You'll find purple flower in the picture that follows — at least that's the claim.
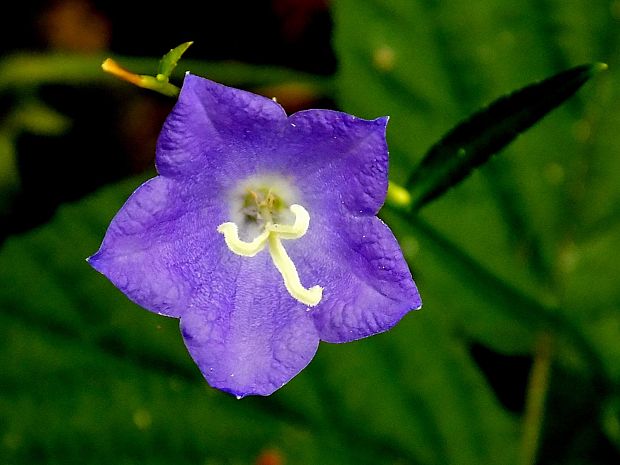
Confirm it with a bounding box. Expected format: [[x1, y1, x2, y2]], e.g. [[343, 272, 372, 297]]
[[88, 74, 421, 397]]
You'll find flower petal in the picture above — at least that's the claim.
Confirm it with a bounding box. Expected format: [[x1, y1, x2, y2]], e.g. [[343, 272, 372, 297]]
[[289, 210, 421, 343], [180, 253, 319, 397], [273, 110, 389, 215], [156, 74, 287, 178], [88, 176, 228, 318]]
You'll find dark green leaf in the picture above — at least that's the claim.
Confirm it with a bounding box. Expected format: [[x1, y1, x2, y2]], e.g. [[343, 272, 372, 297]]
[[407, 63, 607, 209]]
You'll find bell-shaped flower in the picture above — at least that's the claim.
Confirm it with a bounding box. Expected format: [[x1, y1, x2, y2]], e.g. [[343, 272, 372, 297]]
[[88, 74, 421, 397]]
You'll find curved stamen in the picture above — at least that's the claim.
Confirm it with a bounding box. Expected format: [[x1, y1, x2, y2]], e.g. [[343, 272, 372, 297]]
[[266, 204, 309, 239], [217, 222, 269, 257], [268, 233, 323, 307]]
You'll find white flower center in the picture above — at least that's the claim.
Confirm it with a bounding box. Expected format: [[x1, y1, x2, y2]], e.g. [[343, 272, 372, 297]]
[[217, 180, 323, 307]]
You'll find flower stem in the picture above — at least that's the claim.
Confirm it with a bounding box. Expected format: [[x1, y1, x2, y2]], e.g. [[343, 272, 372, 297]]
[[101, 58, 181, 97], [0, 53, 334, 95], [519, 332, 554, 465]]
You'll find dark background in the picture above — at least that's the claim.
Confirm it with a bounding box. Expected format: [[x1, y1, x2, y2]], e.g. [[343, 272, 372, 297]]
[[1, 0, 335, 237]]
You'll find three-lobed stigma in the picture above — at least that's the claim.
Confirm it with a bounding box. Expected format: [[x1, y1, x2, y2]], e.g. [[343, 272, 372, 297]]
[[217, 191, 323, 307]]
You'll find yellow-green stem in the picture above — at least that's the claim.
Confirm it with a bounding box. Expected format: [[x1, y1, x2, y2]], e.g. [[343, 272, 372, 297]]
[[101, 58, 180, 97], [519, 332, 554, 465]]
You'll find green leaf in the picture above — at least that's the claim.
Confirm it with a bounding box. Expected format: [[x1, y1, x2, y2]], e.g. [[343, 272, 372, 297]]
[[407, 63, 607, 210], [334, 0, 619, 362], [157, 41, 193, 79], [334, 0, 620, 461]]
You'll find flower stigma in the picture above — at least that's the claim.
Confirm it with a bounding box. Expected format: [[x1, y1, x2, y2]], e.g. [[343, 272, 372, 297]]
[[217, 179, 323, 307]]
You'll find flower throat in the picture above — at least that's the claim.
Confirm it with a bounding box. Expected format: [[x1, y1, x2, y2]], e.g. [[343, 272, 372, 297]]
[[217, 181, 323, 307]]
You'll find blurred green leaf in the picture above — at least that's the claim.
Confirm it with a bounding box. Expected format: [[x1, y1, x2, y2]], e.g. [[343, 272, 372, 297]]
[[334, 0, 619, 368], [0, 100, 71, 212], [407, 63, 606, 210], [334, 0, 620, 462], [9, 101, 72, 136]]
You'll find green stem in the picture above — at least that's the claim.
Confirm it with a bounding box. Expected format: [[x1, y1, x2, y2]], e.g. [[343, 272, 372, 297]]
[[519, 332, 554, 465], [0, 52, 334, 95], [101, 58, 180, 97]]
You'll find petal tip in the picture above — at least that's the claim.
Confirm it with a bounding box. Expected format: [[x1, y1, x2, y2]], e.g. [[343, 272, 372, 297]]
[[209, 380, 279, 398], [85, 251, 101, 269], [375, 115, 390, 126]]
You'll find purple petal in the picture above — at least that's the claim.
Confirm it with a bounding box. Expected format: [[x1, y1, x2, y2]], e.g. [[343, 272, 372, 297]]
[[271, 110, 389, 215], [179, 252, 319, 397], [88, 176, 228, 318], [156, 74, 287, 179], [288, 209, 421, 343]]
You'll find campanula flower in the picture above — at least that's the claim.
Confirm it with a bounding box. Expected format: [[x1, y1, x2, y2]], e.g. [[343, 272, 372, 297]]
[[88, 74, 421, 397]]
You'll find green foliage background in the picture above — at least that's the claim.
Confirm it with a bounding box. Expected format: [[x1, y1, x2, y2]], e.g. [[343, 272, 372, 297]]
[[1, 1, 620, 464]]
